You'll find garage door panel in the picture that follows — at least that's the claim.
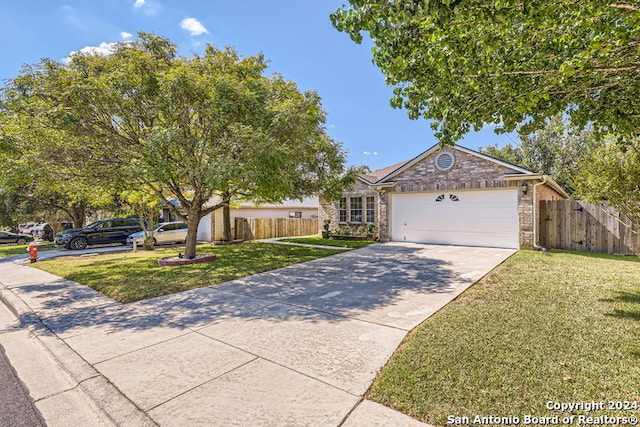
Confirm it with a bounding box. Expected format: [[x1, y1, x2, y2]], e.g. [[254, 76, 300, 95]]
[[391, 190, 518, 249]]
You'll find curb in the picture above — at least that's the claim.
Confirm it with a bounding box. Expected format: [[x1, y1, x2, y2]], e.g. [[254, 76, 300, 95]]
[[0, 284, 158, 427]]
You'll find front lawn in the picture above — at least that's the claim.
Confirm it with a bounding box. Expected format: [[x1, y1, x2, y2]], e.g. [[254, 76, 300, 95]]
[[278, 235, 375, 249], [0, 243, 57, 258], [369, 250, 640, 426], [32, 242, 343, 303]]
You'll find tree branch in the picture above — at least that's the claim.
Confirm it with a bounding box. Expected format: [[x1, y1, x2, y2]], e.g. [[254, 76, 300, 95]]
[[609, 2, 640, 12]]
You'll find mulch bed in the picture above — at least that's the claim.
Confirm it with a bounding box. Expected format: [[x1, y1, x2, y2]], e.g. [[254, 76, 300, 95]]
[[157, 253, 217, 266]]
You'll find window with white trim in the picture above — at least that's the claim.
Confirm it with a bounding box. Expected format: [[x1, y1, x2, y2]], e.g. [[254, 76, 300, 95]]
[[350, 197, 363, 222], [339, 198, 347, 222], [366, 196, 375, 223]]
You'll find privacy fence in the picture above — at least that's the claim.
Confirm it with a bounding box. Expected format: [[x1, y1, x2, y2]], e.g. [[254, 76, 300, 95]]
[[234, 217, 318, 240], [538, 200, 640, 255]]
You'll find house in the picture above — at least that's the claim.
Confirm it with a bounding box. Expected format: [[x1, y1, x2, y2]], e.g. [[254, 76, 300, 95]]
[[319, 144, 567, 249], [197, 197, 318, 241]]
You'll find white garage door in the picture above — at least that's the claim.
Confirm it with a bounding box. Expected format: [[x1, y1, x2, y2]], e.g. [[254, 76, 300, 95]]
[[390, 189, 519, 249]]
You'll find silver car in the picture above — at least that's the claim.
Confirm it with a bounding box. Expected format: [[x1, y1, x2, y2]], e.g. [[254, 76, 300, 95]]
[[127, 221, 188, 246]]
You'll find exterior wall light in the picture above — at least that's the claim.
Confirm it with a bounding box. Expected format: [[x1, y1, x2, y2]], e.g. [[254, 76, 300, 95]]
[[521, 181, 529, 195]]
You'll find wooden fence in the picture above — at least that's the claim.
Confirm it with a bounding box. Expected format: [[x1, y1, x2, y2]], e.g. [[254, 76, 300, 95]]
[[234, 217, 318, 240], [539, 200, 640, 255]]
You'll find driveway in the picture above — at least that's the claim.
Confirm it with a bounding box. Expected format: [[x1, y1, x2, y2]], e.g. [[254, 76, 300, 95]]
[[0, 242, 514, 426]]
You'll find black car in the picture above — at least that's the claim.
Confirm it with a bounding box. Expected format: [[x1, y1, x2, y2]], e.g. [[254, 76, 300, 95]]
[[0, 231, 35, 245], [54, 218, 146, 250]]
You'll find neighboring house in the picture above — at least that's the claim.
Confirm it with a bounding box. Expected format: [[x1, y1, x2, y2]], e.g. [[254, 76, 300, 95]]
[[319, 144, 567, 249], [197, 197, 319, 241]]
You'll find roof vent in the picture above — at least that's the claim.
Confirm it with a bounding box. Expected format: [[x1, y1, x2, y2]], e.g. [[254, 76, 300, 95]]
[[435, 152, 455, 171]]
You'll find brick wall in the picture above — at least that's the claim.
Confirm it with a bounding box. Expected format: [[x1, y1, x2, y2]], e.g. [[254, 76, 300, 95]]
[[323, 147, 567, 247], [318, 180, 379, 234], [392, 148, 518, 192]]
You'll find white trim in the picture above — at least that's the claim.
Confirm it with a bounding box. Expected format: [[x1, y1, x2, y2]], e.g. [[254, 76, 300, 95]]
[[503, 174, 569, 199], [532, 176, 549, 247], [379, 143, 535, 183], [435, 152, 455, 171]]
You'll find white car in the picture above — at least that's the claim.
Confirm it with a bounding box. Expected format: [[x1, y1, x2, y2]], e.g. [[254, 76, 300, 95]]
[[127, 222, 188, 246]]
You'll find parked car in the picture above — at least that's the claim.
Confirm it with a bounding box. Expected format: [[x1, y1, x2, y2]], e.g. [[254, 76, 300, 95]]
[[55, 218, 146, 250], [32, 223, 54, 241], [18, 222, 38, 235], [127, 221, 188, 246], [0, 230, 35, 245]]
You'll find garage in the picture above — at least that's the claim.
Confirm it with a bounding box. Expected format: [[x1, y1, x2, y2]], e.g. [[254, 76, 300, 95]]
[[390, 189, 519, 249]]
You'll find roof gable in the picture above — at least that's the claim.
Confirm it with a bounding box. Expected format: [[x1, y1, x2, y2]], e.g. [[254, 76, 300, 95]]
[[377, 143, 535, 183], [359, 159, 412, 184]]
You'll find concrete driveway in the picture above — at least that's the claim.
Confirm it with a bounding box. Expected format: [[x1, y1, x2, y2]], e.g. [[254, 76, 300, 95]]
[[0, 242, 514, 426]]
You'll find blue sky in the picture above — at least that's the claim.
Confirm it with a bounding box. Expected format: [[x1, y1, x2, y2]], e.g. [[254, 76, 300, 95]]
[[0, 0, 517, 170]]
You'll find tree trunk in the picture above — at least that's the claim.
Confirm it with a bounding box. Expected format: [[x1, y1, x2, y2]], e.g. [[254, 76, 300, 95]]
[[184, 209, 202, 259], [70, 204, 86, 228], [222, 203, 232, 242]]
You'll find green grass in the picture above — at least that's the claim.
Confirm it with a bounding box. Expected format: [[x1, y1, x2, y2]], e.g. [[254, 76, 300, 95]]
[[278, 235, 375, 249], [32, 241, 343, 303], [369, 250, 640, 426], [0, 243, 57, 258]]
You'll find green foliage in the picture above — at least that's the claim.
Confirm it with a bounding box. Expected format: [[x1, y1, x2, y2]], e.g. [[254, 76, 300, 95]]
[[3, 32, 359, 258], [119, 189, 161, 250], [331, 223, 375, 238], [574, 141, 640, 225], [0, 107, 108, 228], [332, 1, 640, 145], [480, 115, 606, 194]]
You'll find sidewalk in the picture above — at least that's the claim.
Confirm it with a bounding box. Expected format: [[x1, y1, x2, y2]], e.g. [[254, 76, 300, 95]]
[[0, 243, 514, 426], [0, 276, 142, 426]]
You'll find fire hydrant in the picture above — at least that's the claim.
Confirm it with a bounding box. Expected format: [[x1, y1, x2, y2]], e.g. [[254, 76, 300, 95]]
[[27, 242, 38, 263]]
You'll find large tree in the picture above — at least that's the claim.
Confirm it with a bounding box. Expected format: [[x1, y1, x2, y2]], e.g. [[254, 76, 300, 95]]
[[331, 1, 640, 145], [574, 141, 640, 226], [0, 107, 109, 229], [4, 33, 357, 258], [480, 115, 606, 194]]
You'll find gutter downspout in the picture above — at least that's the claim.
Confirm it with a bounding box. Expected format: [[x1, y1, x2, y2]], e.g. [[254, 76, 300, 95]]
[[532, 175, 549, 251]]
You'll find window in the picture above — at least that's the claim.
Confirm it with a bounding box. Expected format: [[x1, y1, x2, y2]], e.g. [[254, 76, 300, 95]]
[[366, 196, 375, 223], [289, 211, 302, 218], [350, 197, 363, 222], [339, 198, 347, 222]]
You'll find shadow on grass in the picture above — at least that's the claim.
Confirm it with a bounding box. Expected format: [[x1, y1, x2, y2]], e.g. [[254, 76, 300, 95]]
[[601, 291, 640, 322], [9, 244, 472, 335], [607, 309, 640, 321]]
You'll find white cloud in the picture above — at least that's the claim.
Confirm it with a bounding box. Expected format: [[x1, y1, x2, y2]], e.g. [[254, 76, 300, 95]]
[[121, 32, 133, 40], [180, 17, 208, 36], [363, 151, 379, 156], [64, 41, 118, 63], [133, 0, 162, 16]]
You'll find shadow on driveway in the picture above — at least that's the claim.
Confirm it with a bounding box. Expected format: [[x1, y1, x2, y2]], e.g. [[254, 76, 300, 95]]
[[1, 243, 496, 338]]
